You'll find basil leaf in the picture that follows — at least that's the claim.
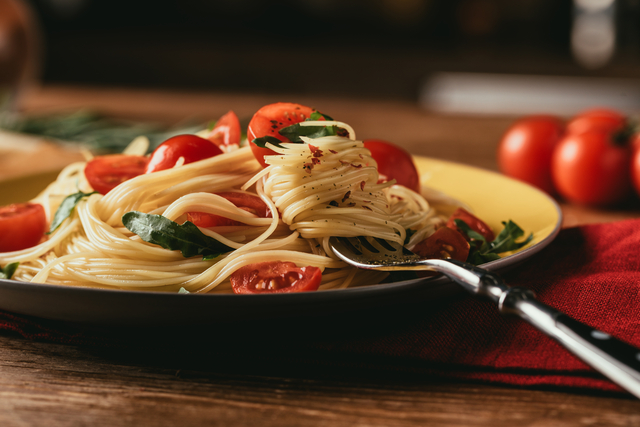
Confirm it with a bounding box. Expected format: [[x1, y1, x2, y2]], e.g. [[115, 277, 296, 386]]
[[278, 122, 342, 143], [251, 111, 341, 148], [122, 211, 233, 259], [0, 262, 19, 280], [48, 191, 98, 234], [309, 111, 334, 121], [251, 136, 287, 149]]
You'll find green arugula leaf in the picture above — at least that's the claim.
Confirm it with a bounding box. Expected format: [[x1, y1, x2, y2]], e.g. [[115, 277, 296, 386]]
[[122, 211, 233, 259], [48, 191, 98, 234], [454, 218, 533, 266], [466, 250, 502, 265], [453, 220, 487, 245], [488, 220, 533, 253], [0, 262, 19, 280]]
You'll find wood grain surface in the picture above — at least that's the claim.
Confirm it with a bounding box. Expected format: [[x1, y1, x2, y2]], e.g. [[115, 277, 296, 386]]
[[1, 334, 639, 427], [1, 85, 639, 426]]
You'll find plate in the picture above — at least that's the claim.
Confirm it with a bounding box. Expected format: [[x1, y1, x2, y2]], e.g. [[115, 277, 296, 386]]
[[0, 157, 562, 326]]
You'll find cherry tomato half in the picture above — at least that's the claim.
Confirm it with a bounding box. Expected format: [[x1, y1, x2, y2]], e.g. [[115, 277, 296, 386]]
[[566, 108, 626, 135], [204, 110, 241, 149], [247, 102, 315, 167], [187, 192, 272, 227], [412, 227, 470, 262], [363, 139, 420, 193], [551, 129, 633, 206], [146, 134, 223, 173], [0, 203, 47, 252], [230, 261, 322, 294], [446, 207, 494, 243], [497, 115, 564, 194], [84, 154, 149, 195]]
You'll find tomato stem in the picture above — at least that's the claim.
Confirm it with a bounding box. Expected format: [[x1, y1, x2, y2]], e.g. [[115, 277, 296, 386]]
[[612, 119, 638, 146]]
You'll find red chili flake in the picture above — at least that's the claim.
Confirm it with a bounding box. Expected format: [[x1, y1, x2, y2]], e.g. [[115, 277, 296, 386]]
[[342, 191, 351, 202], [329, 149, 338, 154], [339, 160, 350, 165], [362, 200, 371, 203], [311, 157, 321, 165], [309, 144, 324, 157], [350, 163, 362, 169], [360, 181, 366, 191], [362, 206, 372, 211], [347, 202, 356, 207], [303, 163, 314, 173], [359, 154, 364, 159]]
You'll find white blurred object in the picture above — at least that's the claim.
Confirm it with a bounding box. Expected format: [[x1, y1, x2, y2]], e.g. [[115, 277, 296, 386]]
[[572, 0, 616, 69], [420, 72, 640, 116], [0, 0, 41, 115]]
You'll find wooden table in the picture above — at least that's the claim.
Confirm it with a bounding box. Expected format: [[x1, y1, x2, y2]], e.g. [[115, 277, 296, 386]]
[[1, 85, 640, 426]]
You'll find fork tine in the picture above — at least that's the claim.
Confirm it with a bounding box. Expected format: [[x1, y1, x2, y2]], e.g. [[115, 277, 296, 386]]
[[329, 236, 420, 269]]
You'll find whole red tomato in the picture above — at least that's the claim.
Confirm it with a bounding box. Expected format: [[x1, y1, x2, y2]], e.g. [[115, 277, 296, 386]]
[[497, 115, 564, 194], [551, 129, 633, 206], [566, 108, 626, 135]]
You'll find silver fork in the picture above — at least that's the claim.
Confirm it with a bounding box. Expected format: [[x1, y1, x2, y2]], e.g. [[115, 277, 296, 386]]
[[329, 236, 640, 399]]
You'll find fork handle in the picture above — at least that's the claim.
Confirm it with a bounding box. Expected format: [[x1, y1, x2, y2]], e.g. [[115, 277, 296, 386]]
[[500, 286, 640, 398], [430, 259, 640, 398]]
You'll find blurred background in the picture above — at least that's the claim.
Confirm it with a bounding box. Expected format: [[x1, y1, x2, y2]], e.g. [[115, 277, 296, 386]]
[[3, 0, 640, 114]]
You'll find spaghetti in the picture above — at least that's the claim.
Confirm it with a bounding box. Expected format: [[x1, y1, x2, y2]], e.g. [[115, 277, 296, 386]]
[[0, 119, 453, 293]]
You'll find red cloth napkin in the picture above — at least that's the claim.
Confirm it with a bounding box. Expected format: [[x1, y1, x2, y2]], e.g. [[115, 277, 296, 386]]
[[2, 219, 640, 395]]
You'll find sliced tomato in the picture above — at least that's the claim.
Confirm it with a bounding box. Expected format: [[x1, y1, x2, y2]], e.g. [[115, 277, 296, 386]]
[[204, 110, 241, 149], [446, 207, 495, 243], [363, 139, 420, 192], [247, 102, 316, 167], [145, 134, 223, 173], [230, 261, 322, 294], [187, 192, 272, 227], [0, 203, 47, 252], [84, 154, 148, 195], [412, 227, 470, 262]]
